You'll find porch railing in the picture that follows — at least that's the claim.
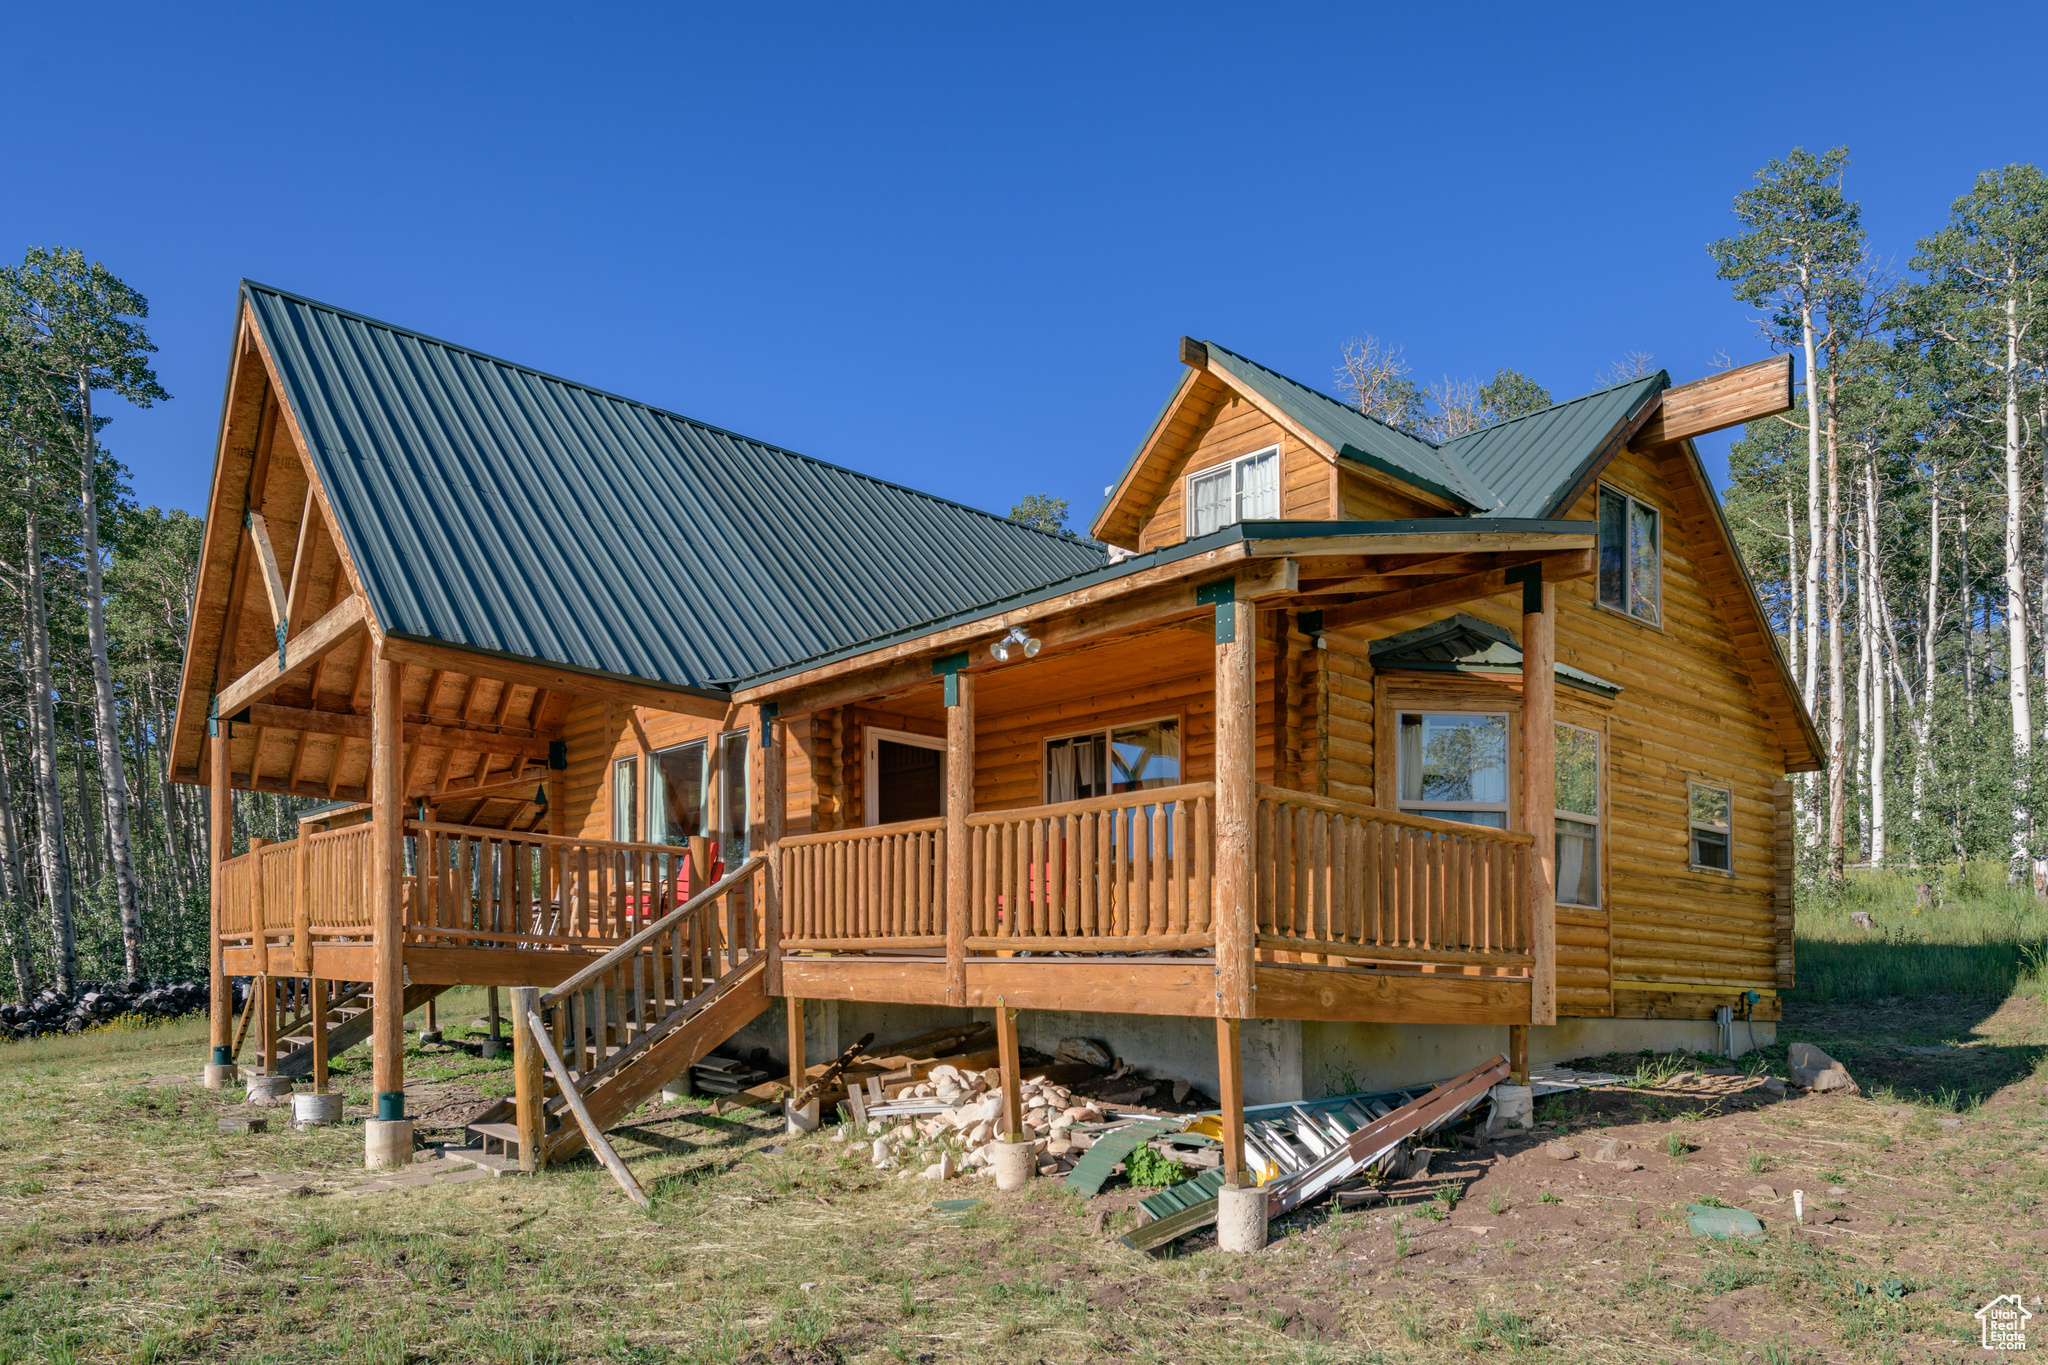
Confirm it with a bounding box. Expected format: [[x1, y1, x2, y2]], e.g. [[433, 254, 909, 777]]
[[781, 817, 946, 950], [1254, 787, 1534, 971]]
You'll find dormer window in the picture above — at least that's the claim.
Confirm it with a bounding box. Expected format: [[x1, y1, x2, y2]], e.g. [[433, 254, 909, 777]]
[[1187, 446, 1279, 537]]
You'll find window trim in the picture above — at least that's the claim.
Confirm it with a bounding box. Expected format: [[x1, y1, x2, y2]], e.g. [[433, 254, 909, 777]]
[[646, 738, 708, 847], [864, 726, 946, 827], [1392, 709, 1513, 827], [1595, 482, 1665, 629], [1184, 444, 1281, 538], [611, 755, 639, 844], [717, 728, 752, 857], [1553, 721, 1601, 910], [1042, 713, 1184, 803], [1688, 780, 1734, 876]]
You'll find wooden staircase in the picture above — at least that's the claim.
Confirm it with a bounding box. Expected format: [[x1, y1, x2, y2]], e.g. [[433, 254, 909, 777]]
[[270, 982, 449, 1077], [464, 856, 772, 1179]]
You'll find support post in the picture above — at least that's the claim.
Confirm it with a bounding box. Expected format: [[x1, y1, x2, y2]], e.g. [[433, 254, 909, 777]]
[[253, 974, 272, 1076], [293, 828, 313, 974], [205, 722, 234, 1087], [1507, 1024, 1529, 1085], [511, 985, 546, 1173], [367, 650, 411, 1168], [1216, 1016, 1245, 1185], [1520, 578, 1557, 1026], [944, 671, 974, 1004], [486, 985, 501, 1043], [762, 710, 787, 997], [1213, 586, 1258, 1019], [786, 995, 806, 1091], [249, 836, 271, 1075], [311, 977, 330, 1093], [994, 999, 1023, 1140]]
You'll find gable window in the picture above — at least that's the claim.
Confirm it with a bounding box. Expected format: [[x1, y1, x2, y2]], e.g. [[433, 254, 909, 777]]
[[1555, 724, 1599, 908], [1597, 485, 1661, 624], [1396, 712, 1509, 828], [612, 756, 639, 843], [1187, 446, 1279, 537], [718, 730, 751, 858], [1046, 718, 1181, 803], [648, 740, 706, 846], [1690, 782, 1732, 872]]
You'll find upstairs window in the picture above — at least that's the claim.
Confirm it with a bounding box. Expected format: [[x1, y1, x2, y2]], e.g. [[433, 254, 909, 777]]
[[1690, 782, 1732, 872], [1597, 485, 1661, 624], [1188, 446, 1279, 537], [1396, 712, 1509, 829]]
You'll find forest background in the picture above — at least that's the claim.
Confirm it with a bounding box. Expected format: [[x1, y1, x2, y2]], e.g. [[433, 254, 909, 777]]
[[2, 147, 2043, 999]]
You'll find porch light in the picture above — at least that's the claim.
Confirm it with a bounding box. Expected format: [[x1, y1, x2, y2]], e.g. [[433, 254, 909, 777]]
[[989, 626, 1041, 662]]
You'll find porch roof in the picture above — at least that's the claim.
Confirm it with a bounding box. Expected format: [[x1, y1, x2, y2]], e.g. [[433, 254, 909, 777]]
[[727, 517, 1594, 691], [1367, 613, 1622, 698]]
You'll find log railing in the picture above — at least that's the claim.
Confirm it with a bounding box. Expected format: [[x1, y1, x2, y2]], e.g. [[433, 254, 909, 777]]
[[1254, 786, 1534, 970], [781, 817, 946, 950], [966, 782, 1215, 953]]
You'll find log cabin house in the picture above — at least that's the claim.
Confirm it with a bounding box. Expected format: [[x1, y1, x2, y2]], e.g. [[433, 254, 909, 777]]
[[174, 284, 1818, 1171]]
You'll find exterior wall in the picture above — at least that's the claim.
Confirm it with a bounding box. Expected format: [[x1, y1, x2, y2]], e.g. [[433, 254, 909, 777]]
[[559, 697, 807, 852], [1136, 398, 1329, 552], [1299, 443, 1790, 1024]]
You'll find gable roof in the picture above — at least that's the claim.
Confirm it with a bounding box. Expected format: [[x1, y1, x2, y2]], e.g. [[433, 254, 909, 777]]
[[1198, 344, 1498, 509], [242, 283, 1105, 694], [1368, 612, 1622, 698], [1439, 375, 1666, 517]]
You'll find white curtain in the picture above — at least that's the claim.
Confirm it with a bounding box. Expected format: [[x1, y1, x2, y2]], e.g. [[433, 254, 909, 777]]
[[1049, 742, 1078, 803]]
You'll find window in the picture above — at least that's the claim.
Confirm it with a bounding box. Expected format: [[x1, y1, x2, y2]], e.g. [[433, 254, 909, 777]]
[[1187, 446, 1279, 537], [612, 756, 638, 843], [865, 728, 946, 825], [1597, 485, 1661, 624], [1690, 782, 1732, 872], [1555, 724, 1599, 908], [647, 740, 706, 846], [1395, 712, 1509, 828], [719, 730, 751, 858], [1045, 718, 1181, 802]]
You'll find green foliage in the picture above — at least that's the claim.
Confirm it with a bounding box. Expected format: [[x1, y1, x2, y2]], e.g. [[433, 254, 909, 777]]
[[1008, 493, 1071, 535], [1122, 1143, 1188, 1187], [1793, 867, 2048, 1002], [1477, 367, 1552, 421]]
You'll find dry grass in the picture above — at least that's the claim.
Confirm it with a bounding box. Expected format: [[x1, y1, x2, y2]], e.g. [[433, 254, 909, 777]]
[[0, 993, 2042, 1362]]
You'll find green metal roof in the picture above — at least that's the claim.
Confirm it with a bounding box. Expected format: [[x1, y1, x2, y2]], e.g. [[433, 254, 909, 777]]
[[1367, 613, 1622, 697], [244, 283, 1106, 697], [1200, 343, 1498, 509], [1440, 375, 1667, 518]]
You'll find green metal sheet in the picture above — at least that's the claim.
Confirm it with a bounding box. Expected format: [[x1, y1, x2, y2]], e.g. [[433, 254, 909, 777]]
[[1138, 1166, 1228, 1221], [1062, 1119, 1181, 1197]]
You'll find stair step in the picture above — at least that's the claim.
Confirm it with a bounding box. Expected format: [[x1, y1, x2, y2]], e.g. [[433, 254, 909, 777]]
[[439, 1145, 526, 1178]]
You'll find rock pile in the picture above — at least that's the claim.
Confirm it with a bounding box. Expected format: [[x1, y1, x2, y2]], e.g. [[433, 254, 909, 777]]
[[0, 980, 211, 1039], [837, 1063, 1107, 1181]]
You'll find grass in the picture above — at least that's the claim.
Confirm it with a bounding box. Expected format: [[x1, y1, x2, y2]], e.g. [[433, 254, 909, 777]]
[[1794, 864, 2048, 1002]]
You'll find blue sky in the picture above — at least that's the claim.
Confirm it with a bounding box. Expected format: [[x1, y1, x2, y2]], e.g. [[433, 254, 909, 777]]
[[6, 4, 2044, 528]]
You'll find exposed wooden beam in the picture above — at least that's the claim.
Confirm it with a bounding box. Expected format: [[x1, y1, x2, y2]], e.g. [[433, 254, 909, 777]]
[[1632, 355, 1793, 448], [377, 634, 730, 718], [215, 594, 368, 718], [1242, 530, 1591, 559], [238, 701, 553, 759], [246, 511, 289, 629], [1316, 550, 1594, 632], [411, 763, 543, 803], [282, 484, 323, 633]]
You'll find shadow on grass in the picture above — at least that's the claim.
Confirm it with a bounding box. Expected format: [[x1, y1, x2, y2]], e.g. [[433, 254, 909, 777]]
[[1779, 994, 2048, 1109]]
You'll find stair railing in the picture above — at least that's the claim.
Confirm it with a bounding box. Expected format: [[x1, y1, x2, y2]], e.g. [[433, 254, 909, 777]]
[[512, 855, 766, 1192]]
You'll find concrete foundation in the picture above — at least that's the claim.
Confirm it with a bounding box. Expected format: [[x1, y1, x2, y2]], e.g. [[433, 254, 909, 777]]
[[722, 998, 1774, 1105], [991, 1138, 1036, 1190], [245, 1074, 294, 1106], [784, 1098, 820, 1134], [479, 1038, 504, 1059], [202, 1063, 238, 1090], [365, 1118, 414, 1170], [293, 1091, 344, 1127], [1216, 1182, 1268, 1253]]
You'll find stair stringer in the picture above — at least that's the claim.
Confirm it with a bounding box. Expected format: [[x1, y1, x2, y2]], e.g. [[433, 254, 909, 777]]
[[546, 958, 771, 1161], [276, 982, 448, 1078]]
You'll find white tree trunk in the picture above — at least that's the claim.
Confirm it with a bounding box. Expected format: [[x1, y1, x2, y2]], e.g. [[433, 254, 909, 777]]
[[71, 381, 147, 982], [2001, 297, 2035, 887], [1854, 469, 1873, 862], [1864, 458, 1888, 865], [0, 740, 34, 1000], [1825, 374, 1847, 882], [1800, 292, 1824, 711], [20, 505, 76, 995]]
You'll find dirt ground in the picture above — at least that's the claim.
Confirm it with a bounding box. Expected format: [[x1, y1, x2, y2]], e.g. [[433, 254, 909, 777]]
[[1, 994, 2043, 1363]]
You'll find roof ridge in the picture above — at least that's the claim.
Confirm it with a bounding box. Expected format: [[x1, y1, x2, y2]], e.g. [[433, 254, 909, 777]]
[[240, 280, 1101, 554], [1442, 371, 1669, 447], [1201, 339, 1442, 449]]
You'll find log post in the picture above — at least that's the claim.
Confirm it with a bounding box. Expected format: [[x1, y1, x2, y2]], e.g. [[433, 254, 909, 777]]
[[1507, 1023, 1529, 1085], [311, 977, 330, 1093], [249, 837, 272, 1076], [293, 828, 313, 974], [762, 708, 787, 997], [1216, 1016, 1245, 1185], [367, 650, 411, 1168], [486, 985, 501, 1045], [1212, 582, 1258, 1020], [994, 998, 1023, 1141], [786, 995, 806, 1091], [944, 669, 974, 1005], [1519, 576, 1557, 1027], [511, 985, 546, 1173], [205, 721, 234, 1087]]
